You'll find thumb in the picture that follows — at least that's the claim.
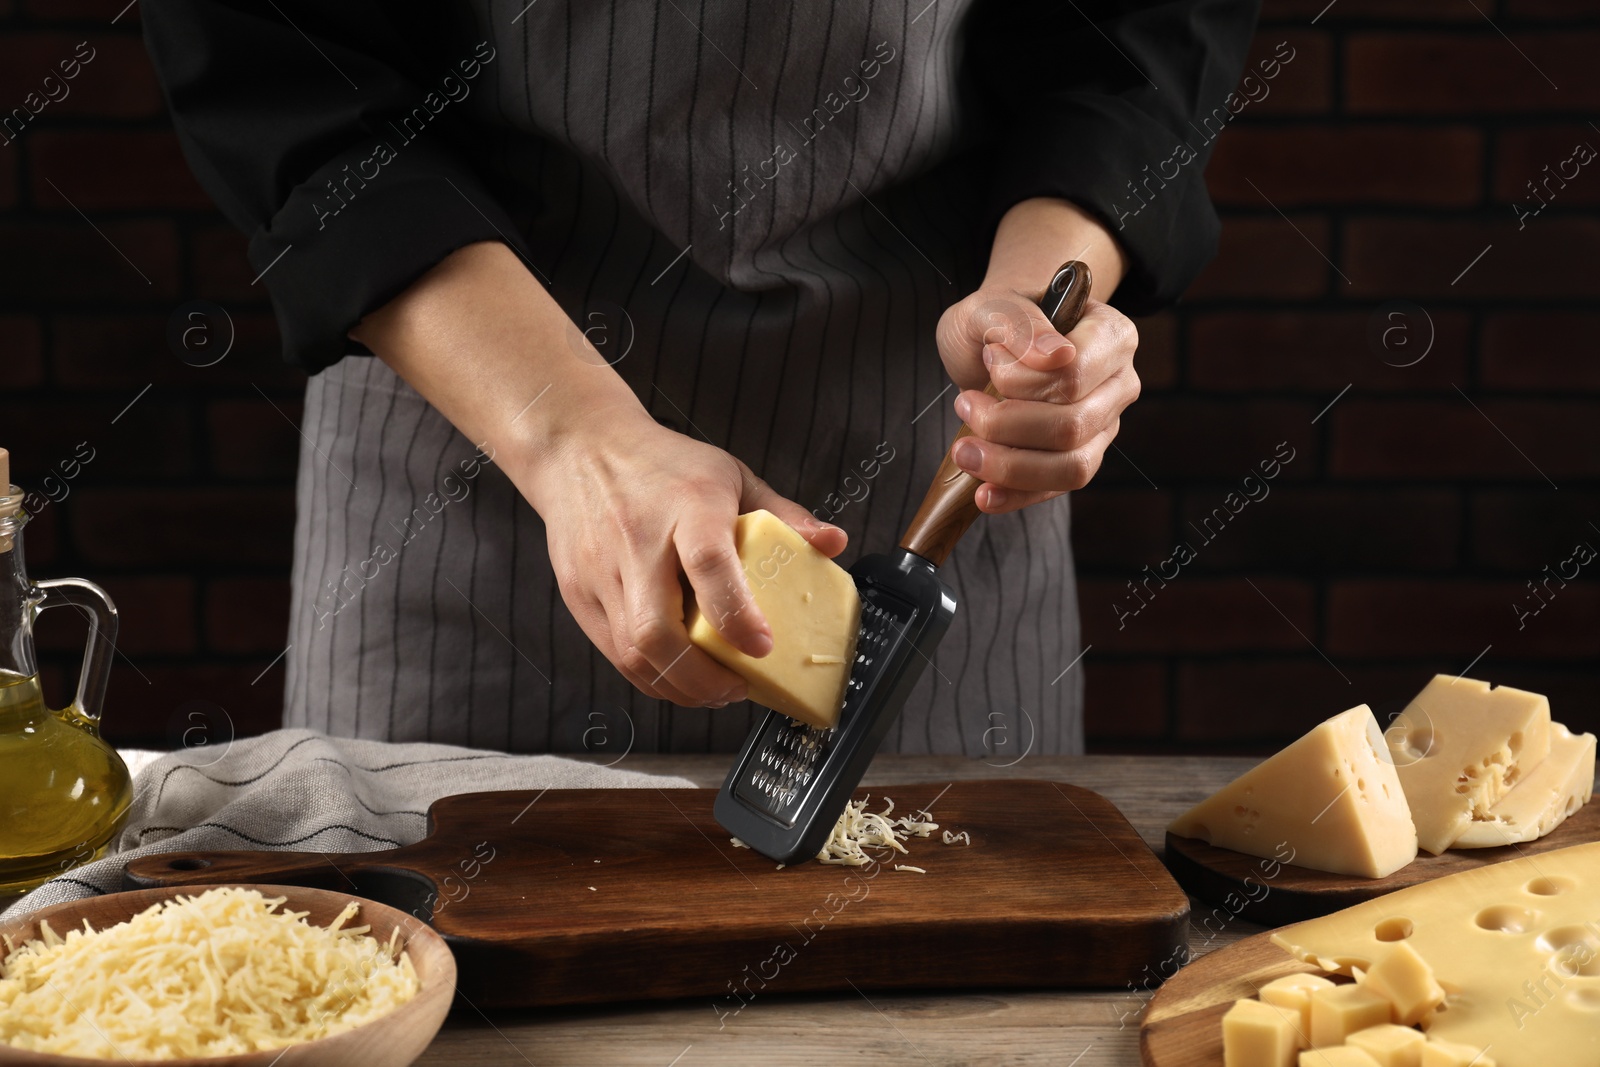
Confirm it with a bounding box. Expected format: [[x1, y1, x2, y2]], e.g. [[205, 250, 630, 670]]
[[939, 290, 1060, 389], [739, 468, 849, 559]]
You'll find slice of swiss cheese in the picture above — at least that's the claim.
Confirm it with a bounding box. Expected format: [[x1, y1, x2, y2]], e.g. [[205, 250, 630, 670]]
[[1453, 722, 1596, 848], [1168, 705, 1418, 878], [685, 510, 860, 729], [1385, 675, 1552, 855], [1271, 841, 1600, 1067]]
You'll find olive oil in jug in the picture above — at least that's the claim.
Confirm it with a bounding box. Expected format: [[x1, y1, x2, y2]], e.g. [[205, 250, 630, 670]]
[[0, 449, 130, 897]]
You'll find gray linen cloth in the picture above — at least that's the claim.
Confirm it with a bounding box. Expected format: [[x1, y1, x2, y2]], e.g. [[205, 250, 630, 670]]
[[6, 729, 695, 917]]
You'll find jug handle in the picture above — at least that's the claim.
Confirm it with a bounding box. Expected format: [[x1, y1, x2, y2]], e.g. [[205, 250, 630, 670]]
[[33, 578, 119, 725]]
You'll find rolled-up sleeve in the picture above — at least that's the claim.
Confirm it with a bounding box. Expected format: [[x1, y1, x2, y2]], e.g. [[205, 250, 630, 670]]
[[142, 1, 535, 372], [966, 0, 1261, 313]]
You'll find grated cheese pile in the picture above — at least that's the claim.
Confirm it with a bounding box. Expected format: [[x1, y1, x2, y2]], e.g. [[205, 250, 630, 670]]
[[0, 886, 419, 1060], [733, 796, 969, 870], [816, 797, 938, 866]]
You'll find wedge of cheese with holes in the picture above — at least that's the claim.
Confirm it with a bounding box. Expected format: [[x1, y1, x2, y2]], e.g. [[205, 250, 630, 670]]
[[1385, 675, 1551, 855], [1453, 722, 1595, 848], [685, 510, 860, 729], [1168, 706, 1418, 878], [1271, 841, 1600, 1067]]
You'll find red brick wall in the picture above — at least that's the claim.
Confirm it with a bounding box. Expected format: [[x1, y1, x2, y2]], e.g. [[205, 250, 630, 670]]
[[1, 3, 302, 747], [1082, 2, 1600, 752], [1, 2, 1594, 752]]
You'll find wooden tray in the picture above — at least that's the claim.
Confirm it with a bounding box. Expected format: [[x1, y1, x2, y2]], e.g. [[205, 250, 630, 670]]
[[122, 781, 1188, 1008], [1164, 799, 1600, 925], [1139, 930, 1316, 1067]]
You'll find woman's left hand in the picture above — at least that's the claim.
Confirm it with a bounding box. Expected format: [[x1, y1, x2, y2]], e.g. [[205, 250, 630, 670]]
[[935, 288, 1140, 514]]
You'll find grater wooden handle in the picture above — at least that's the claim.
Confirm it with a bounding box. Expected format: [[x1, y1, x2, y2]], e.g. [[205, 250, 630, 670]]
[[898, 262, 1093, 567]]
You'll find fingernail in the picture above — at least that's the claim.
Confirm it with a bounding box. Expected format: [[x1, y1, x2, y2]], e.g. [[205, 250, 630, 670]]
[[954, 394, 971, 420], [1036, 332, 1069, 357], [984, 487, 1006, 510], [981, 344, 999, 368], [747, 632, 773, 657], [953, 440, 981, 471]]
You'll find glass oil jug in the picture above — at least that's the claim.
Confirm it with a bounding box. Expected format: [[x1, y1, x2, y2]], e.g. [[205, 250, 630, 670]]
[[0, 448, 130, 898]]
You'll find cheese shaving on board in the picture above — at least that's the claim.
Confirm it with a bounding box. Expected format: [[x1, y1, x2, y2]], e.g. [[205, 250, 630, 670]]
[[817, 797, 939, 866], [0, 886, 419, 1060], [733, 797, 948, 868]]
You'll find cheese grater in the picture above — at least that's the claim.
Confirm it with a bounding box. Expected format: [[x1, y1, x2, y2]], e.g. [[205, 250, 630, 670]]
[[714, 261, 1095, 864]]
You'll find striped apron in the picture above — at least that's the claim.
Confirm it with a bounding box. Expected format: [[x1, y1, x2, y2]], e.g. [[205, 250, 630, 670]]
[[283, 0, 1084, 755]]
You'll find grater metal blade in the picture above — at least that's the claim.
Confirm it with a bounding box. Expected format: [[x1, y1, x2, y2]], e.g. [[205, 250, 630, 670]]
[[714, 261, 1095, 865]]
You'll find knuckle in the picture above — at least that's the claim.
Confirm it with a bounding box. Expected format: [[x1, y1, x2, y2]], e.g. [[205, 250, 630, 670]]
[[1054, 409, 1087, 451], [1046, 373, 1076, 407], [628, 612, 676, 656], [618, 644, 654, 678], [969, 398, 995, 439], [552, 561, 585, 599], [1110, 313, 1138, 353], [682, 538, 738, 577], [986, 448, 1011, 486], [1065, 449, 1097, 491]]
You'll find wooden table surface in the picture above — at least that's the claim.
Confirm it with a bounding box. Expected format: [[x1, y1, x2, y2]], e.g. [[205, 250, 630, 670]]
[[412, 754, 1261, 1067]]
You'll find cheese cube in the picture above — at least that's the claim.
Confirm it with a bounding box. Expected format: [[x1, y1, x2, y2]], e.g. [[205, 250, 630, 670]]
[[1169, 706, 1418, 878], [1346, 1024, 1426, 1067], [1419, 1039, 1495, 1067], [1299, 1048, 1381, 1067], [1454, 721, 1595, 848], [1258, 973, 1334, 1047], [1360, 941, 1445, 1026], [1310, 983, 1393, 1048], [684, 510, 860, 729], [1223, 998, 1300, 1067], [1385, 675, 1551, 854]]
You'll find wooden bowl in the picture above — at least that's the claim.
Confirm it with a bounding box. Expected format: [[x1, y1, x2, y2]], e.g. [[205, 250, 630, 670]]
[[0, 884, 456, 1067]]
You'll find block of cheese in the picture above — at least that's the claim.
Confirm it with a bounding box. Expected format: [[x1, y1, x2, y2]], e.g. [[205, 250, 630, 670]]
[[1300, 1047, 1381, 1067], [1360, 941, 1444, 1026], [1223, 997, 1300, 1067], [1259, 973, 1334, 1048], [1168, 706, 1418, 878], [1453, 721, 1595, 848], [1272, 841, 1600, 1067], [1345, 1023, 1425, 1067], [1385, 675, 1552, 855], [685, 510, 860, 729], [1310, 983, 1393, 1047], [1420, 1040, 1496, 1067]]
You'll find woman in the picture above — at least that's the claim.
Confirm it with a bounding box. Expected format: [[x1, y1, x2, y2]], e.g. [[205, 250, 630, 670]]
[[143, 0, 1257, 755]]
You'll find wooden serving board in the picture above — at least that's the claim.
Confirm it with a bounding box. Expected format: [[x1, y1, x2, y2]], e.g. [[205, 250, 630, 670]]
[[1139, 930, 1319, 1067], [122, 781, 1188, 1009], [1164, 798, 1600, 926]]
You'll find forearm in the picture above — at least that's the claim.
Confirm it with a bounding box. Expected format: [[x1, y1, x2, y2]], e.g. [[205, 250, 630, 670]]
[[982, 197, 1128, 302], [349, 241, 644, 496]]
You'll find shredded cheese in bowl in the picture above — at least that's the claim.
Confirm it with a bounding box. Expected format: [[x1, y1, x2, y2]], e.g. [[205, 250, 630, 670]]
[[0, 886, 420, 1060]]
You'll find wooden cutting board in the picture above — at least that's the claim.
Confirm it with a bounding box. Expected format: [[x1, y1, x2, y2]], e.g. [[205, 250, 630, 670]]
[[1138, 930, 1317, 1067], [122, 780, 1188, 1009], [1164, 798, 1600, 925]]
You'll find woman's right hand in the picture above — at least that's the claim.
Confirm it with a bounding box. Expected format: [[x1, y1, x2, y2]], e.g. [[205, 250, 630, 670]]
[[519, 407, 846, 707], [353, 240, 845, 708]]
